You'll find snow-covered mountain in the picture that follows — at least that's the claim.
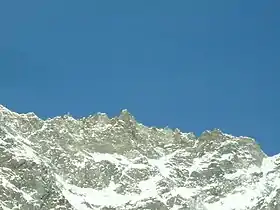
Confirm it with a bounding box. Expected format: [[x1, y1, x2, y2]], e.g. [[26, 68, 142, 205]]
[[0, 104, 279, 210]]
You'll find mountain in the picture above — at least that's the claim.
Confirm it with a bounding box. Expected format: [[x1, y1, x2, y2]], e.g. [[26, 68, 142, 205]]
[[0, 104, 279, 210]]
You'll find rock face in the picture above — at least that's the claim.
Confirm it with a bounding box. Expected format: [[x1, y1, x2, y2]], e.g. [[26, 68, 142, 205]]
[[0, 104, 279, 210]]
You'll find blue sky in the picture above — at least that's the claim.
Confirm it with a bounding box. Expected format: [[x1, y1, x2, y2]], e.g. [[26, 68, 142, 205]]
[[0, 1, 279, 155]]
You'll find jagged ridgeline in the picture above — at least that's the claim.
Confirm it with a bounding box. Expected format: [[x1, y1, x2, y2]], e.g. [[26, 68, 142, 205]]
[[0, 105, 279, 210]]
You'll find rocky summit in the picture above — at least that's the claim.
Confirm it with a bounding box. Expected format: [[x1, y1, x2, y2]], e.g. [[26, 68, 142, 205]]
[[0, 105, 279, 210]]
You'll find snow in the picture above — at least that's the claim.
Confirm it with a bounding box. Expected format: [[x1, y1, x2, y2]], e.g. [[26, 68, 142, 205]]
[[56, 174, 164, 209], [1, 205, 12, 210], [9, 140, 41, 164], [85, 152, 148, 170], [171, 187, 198, 199], [92, 123, 112, 132], [149, 155, 171, 178], [220, 153, 234, 161], [1, 104, 280, 210], [0, 174, 34, 203], [261, 156, 277, 175], [188, 152, 217, 176], [54, 144, 279, 210], [206, 156, 279, 210]]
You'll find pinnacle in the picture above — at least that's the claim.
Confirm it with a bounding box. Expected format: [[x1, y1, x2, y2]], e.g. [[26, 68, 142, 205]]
[[120, 109, 130, 114], [0, 104, 15, 117], [0, 104, 9, 111], [118, 109, 136, 122]]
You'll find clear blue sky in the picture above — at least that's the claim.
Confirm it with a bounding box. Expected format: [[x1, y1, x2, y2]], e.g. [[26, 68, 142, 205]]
[[0, 1, 279, 155]]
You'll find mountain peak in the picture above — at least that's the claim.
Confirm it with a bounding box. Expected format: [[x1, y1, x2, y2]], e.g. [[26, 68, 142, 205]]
[[0, 106, 279, 210], [0, 104, 10, 113], [118, 109, 136, 123]]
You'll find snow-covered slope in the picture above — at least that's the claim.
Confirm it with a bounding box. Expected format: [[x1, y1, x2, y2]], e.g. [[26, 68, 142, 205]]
[[0, 105, 279, 210]]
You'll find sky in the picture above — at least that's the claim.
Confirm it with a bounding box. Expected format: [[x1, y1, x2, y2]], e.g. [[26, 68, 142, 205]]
[[0, 1, 279, 155]]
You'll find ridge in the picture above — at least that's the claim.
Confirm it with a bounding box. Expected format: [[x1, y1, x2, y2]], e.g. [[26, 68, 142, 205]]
[[0, 104, 279, 210]]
